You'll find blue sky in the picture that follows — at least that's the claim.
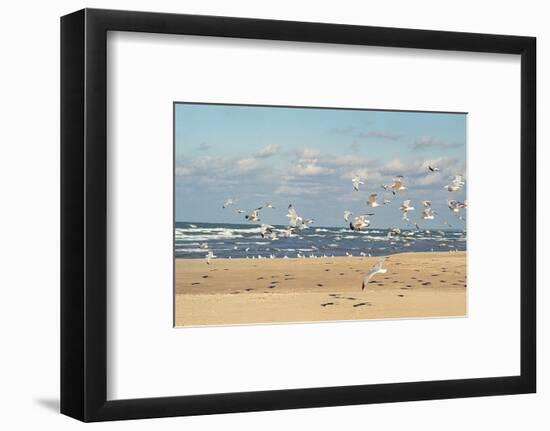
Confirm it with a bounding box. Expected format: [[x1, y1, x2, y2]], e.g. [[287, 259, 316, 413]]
[[175, 103, 467, 228]]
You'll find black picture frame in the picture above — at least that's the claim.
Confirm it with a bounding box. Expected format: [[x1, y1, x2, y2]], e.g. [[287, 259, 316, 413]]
[[61, 8, 536, 422]]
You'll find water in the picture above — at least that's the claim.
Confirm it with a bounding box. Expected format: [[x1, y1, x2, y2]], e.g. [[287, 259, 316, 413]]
[[175, 222, 466, 259]]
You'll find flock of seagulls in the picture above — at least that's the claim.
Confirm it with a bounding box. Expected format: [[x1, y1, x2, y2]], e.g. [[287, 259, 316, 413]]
[[207, 164, 466, 289]]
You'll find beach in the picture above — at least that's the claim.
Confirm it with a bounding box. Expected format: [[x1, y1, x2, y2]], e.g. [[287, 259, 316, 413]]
[[175, 251, 466, 326]]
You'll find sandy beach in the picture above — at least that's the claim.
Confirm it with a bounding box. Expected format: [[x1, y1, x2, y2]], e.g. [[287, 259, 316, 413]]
[[175, 251, 466, 326]]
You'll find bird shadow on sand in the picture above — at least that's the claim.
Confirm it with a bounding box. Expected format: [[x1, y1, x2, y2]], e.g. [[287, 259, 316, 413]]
[[35, 398, 59, 413]]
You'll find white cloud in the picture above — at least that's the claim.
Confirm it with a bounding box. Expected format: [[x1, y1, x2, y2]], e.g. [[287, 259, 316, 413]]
[[297, 147, 321, 159], [235, 157, 262, 172], [254, 144, 280, 158]]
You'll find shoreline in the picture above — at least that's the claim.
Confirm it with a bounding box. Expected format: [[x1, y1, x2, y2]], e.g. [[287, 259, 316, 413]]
[[175, 251, 467, 326]]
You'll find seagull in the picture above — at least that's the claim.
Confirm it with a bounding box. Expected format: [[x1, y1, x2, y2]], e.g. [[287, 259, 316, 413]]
[[199, 243, 209, 249], [344, 210, 353, 222], [389, 176, 407, 195], [349, 214, 374, 231], [264, 202, 275, 209], [278, 227, 294, 238], [286, 204, 303, 227], [299, 218, 315, 230], [222, 198, 234, 208], [400, 200, 415, 213], [428, 165, 440, 172], [421, 207, 435, 220], [245, 207, 263, 222], [367, 193, 380, 208], [362, 259, 387, 290], [259, 224, 274, 238], [448, 199, 467, 213], [383, 199, 392, 205], [421, 200, 432, 207], [234, 209, 245, 214], [352, 176, 365, 191], [205, 251, 216, 265], [445, 174, 465, 192]]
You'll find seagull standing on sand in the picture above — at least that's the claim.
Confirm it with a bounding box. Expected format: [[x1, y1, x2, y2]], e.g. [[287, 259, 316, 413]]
[[205, 251, 216, 265], [352, 176, 365, 191], [362, 259, 387, 290], [367, 193, 380, 208], [245, 207, 263, 222]]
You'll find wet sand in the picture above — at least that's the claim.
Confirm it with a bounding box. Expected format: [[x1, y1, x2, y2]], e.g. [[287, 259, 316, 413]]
[[175, 252, 466, 326]]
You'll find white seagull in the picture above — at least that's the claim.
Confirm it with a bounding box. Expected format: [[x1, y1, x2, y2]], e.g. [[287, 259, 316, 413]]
[[367, 193, 380, 208], [352, 176, 365, 191], [400, 200, 415, 213], [286, 204, 303, 227], [245, 207, 263, 222], [445, 174, 465, 192], [362, 259, 387, 290], [222, 198, 234, 208], [349, 214, 374, 231], [205, 251, 216, 265], [389, 176, 407, 195], [428, 165, 440, 172], [344, 210, 353, 222], [448, 199, 468, 213], [421, 207, 435, 220], [259, 224, 274, 238]]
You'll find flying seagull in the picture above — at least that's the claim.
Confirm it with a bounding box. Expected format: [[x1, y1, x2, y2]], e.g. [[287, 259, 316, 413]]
[[428, 165, 440, 172], [344, 210, 353, 222], [421, 207, 435, 220], [352, 176, 365, 191], [245, 207, 263, 222], [349, 214, 374, 231], [367, 193, 380, 208], [362, 259, 387, 290], [445, 174, 465, 192], [222, 198, 234, 208], [389, 176, 407, 195], [286, 204, 303, 227], [400, 200, 415, 213], [259, 224, 274, 238], [448, 199, 467, 213]]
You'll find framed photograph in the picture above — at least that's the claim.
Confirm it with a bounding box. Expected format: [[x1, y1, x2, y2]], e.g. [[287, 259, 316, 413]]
[[61, 8, 536, 422]]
